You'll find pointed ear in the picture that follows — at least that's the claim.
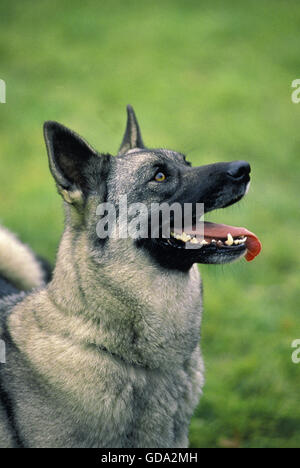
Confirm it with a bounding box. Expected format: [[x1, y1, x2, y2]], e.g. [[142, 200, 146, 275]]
[[44, 121, 109, 205], [118, 105, 145, 155]]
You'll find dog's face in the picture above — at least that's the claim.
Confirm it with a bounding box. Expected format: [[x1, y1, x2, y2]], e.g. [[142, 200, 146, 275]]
[[44, 106, 261, 272]]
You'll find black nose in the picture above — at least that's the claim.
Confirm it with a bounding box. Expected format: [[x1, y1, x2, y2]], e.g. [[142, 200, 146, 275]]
[[227, 160, 251, 181]]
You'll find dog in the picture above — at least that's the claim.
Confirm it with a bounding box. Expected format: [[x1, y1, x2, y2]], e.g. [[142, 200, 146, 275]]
[[0, 106, 261, 448]]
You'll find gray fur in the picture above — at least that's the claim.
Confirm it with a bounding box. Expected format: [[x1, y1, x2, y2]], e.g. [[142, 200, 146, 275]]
[[118, 105, 145, 155], [0, 106, 250, 448]]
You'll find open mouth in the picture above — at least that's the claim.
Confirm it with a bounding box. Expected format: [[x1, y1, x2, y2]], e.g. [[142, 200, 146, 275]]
[[159, 221, 261, 264], [137, 159, 261, 267]]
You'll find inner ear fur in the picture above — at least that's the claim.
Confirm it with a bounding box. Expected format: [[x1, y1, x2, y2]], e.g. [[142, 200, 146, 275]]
[[43, 121, 111, 203]]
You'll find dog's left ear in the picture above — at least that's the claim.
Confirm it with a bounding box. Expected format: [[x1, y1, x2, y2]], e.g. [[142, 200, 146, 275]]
[[44, 121, 110, 205], [118, 105, 145, 155]]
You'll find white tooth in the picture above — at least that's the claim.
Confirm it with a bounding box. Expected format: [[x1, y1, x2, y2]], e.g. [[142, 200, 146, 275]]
[[181, 233, 191, 242], [225, 233, 234, 246], [174, 232, 190, 242], [190, 237, 199, 244], [234, 237, 247, 245]]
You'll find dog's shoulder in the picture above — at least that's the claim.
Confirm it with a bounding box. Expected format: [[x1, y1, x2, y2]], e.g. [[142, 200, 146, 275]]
[[0, 287, 26, 337]]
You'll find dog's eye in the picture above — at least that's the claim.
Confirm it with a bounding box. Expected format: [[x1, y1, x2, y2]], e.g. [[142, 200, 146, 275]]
[[154, 172, 166, 182]]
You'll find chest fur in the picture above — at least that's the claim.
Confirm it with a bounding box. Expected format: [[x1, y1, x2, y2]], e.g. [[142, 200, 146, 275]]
[[3, 340, 203, 448]]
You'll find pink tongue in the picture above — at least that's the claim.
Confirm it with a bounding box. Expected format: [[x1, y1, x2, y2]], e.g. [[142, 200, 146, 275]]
[[203, 222, 262, 262]]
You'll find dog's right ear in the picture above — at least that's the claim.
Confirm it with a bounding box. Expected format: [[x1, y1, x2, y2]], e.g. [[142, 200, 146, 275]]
[[44, 121, 109, 205]]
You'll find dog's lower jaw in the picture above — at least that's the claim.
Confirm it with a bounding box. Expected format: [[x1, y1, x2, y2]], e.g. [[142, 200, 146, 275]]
[[136, 237, 247, 270], [135, 238, 196, 271]]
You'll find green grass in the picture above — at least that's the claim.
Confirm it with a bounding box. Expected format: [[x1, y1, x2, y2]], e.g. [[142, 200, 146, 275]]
[[0, 0, 299, 448]]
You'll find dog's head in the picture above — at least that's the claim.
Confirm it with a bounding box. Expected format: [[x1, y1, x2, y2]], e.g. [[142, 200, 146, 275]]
[[44, 106, 261, 272]]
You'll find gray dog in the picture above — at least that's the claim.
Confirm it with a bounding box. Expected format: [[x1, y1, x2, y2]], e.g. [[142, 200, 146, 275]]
[[0, 106, 261, 448]]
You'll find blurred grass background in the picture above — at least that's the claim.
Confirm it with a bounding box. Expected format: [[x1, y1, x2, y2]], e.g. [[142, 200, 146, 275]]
[[0, 0, 299, 448]]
